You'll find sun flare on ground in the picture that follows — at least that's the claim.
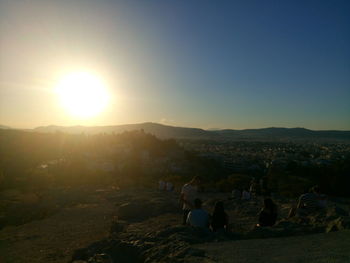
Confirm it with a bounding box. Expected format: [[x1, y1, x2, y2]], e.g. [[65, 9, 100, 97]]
[[55, 71, 109, 119]]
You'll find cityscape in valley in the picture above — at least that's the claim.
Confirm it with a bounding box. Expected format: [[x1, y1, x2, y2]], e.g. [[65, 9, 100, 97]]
[[2, 122, 350, 180], [1, 123, 349, 197], [181, 139, 350, 174]]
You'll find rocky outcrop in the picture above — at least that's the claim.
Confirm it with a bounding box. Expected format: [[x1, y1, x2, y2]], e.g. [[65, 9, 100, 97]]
[[71, 191, 350, 263]]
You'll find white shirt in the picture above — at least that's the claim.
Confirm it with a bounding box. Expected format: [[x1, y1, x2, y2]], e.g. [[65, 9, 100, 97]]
[[181, 183, 197, 210], [186, 209, 209, 228]]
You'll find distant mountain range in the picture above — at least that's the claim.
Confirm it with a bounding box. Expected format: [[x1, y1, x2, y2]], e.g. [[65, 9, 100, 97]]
[[31, 122, 350, 142]]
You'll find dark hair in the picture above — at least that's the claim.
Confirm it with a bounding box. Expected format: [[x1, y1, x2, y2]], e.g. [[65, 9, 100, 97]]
[[192, 176, 201, 182], [312, 185, 320, 194], [264, 198, 276, 212], [213, 201, 225, 215], [194, 198, 202, 208]]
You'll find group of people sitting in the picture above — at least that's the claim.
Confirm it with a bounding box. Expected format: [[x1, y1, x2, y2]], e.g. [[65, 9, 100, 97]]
[[158, 180, 174, 192], [185, 198, 229, 231], [180, 176, 327, 231]]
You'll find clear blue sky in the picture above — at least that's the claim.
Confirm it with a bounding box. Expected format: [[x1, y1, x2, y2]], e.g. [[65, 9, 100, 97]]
[[0, 0, 349, 130]]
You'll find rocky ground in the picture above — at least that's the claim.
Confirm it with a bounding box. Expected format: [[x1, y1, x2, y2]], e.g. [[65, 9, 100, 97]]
[[196, 230, 350, 263], [1, 187, 350, 263]]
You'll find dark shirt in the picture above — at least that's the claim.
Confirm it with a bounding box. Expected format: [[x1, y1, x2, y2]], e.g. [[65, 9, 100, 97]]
[[258, 209, 277, 227], [211, 212, 228, 232]]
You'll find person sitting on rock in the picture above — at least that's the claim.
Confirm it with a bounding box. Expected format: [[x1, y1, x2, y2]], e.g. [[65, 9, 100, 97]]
[[258, 198, 277, 227], [186, 198, 209, 228], [299, 185, 325, 210], [159, 180, 166, 191], [241, 189, 251, 200], [180, 176, 200, 225], [249, 178, 258, 197], [288, 185, 325, 218], [211, 201, 229, 232], [166, 181, 174, 192]]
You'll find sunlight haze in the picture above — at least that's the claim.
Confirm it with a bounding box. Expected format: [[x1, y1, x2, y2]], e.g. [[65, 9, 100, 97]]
[[55, 71, 110, 119], [0, 0, 349, 130]]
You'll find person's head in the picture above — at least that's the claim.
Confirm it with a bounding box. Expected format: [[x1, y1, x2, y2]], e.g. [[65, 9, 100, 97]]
[[263, 198, 275, 210], [190, 176, 201, 185], [213, 201, 225, 214], [194, 198, 202, 209], [312, 185, 320, 194]]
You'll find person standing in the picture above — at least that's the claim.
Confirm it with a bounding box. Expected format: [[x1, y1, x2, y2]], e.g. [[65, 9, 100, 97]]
[[180, 176, 200, 225]]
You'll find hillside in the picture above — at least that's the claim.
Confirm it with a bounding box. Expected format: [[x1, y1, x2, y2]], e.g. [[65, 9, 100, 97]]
[[33, 122, 350, 142]]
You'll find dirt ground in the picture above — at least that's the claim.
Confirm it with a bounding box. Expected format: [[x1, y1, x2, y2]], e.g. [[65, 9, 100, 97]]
[[0, 188, 117, 263]]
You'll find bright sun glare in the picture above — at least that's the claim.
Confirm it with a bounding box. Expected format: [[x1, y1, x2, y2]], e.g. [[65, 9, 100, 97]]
[[55, 72, 109, 119]]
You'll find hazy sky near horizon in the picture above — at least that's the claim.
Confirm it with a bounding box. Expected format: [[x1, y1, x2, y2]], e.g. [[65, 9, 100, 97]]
[[1, 0, 349, 130]]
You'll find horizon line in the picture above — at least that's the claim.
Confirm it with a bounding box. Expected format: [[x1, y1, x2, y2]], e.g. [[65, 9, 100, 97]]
[[2, 122, 350, 132]]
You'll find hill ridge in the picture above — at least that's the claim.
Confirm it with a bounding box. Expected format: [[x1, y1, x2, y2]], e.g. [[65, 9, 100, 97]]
[[31, 122, 350, 142]]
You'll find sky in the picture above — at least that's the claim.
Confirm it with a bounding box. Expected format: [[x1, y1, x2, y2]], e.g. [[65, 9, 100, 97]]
[[0, 0, 349, 130]]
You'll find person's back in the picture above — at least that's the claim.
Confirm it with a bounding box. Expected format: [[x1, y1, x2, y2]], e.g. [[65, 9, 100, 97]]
[[298, 186, 324, 212], [187, 198, 209, 228], [288, 186, 325, 218], [258, 209, 277, 227], [166, 181, 174, 191], [299, 193, 319, 209], [242, 190, 251, 200], [211, 201, 229, 232], [258, 198, 277, 227], [181, 181, 198, 209], [187, 209, 210, 228]]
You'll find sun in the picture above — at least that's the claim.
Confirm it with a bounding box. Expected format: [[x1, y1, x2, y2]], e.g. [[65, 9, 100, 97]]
[[55, 71, 109, 119]]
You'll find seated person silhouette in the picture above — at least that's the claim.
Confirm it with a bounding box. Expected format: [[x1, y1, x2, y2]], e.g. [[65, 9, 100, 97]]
[[289, 186, 325, 218], [211, 201, 229, 232], [186, 198, 209, 228], [258, 198, 277, 227]]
